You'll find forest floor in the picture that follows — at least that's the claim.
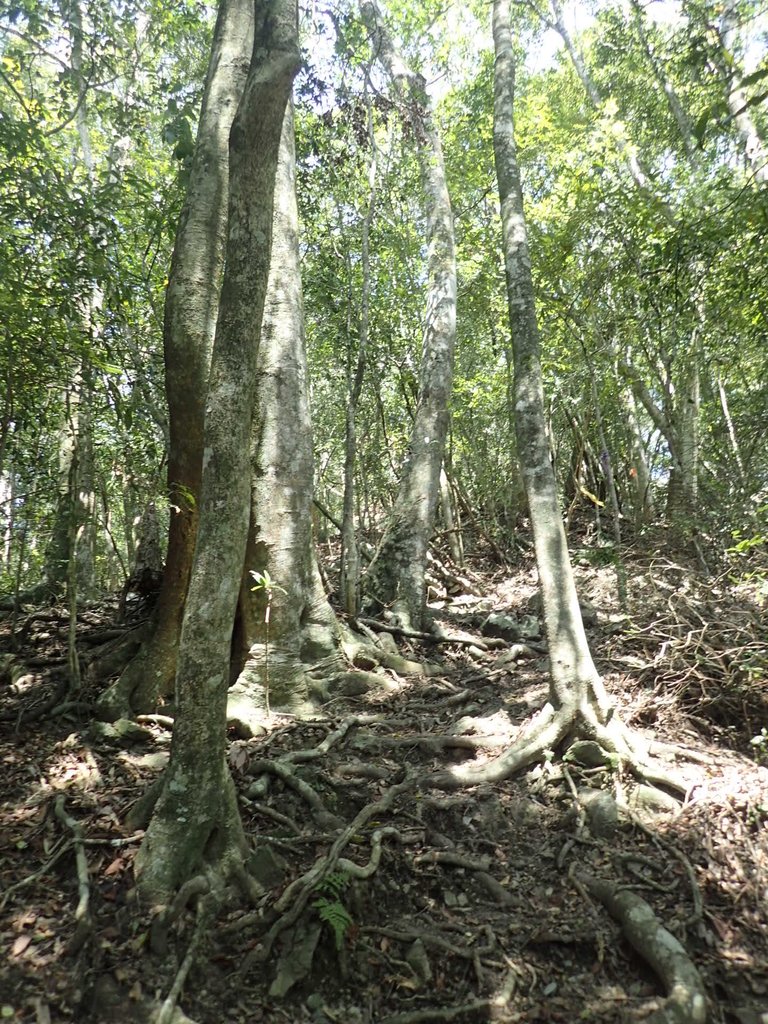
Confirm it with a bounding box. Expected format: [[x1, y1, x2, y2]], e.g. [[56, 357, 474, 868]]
[[0, 533, 767, 1024]]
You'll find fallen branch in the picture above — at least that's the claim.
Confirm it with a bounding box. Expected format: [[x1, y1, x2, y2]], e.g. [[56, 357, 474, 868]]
[[355, 616, 491, 650]]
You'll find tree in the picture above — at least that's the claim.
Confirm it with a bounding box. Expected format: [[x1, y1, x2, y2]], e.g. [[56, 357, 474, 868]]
[[433, 0, 681, 793], [359, 0, 458, 631], [134, 0, 300, 904], [226, 99, 344, 731], [99, 0, 255, 716]]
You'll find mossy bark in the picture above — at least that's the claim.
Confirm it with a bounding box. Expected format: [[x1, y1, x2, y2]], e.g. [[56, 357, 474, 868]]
[[99, 0, 255, 718], [135, 1, 300, 905], [228, 101, 342, 726]]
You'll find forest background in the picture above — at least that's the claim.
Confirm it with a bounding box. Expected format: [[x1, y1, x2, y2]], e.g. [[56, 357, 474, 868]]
[[1, 0, 767, 1022]]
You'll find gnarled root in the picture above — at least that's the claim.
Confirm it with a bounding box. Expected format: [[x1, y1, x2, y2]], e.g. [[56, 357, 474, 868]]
[[578, 874, 708, 1024], [428, 703, 689, 796]]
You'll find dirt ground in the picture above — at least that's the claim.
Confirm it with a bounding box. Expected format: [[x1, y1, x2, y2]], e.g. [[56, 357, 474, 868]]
[[1, 539, 767, 1024]]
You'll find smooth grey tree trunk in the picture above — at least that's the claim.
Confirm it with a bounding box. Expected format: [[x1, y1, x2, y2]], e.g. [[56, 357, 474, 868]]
[[100, 0, 255, 717], [134, 0, 300, 906], [360, 0, 457, 631], [619, 376, 654, 527], [493, 0, 611, 717], [340, 90, 377, 617], [431, 0, 673, 793], [226, 100, 342, 731], [440, 2, 679, 797]]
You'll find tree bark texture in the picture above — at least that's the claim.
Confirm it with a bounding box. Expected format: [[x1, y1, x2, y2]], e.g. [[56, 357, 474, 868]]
[[110, 0, 255, 715], [492, 0, 613, 720], [134, 0, 300, 905], [228, 100, 341, 724], [360, 0, 457, 631]]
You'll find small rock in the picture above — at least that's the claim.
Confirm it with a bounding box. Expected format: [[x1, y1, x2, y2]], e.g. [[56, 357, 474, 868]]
[[337, 671, 377, 696], [564, 741, 615, 769], [578, 788, 619, 838], [481, 612, 521, 642], [248, 845, 290, 889], [627, 784, 681, 821], [90, 719, 152, 746], [406, 939, 432, 982], [376, 632, 399, 655]]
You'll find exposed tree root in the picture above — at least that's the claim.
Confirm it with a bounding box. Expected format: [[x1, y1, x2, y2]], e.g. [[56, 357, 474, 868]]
[[412, 850, 518, 907], [578, 873, 708, 1024], [428, 702, 691, 797], [245, 758, 343, 829], [150, 875, 211, 955], [241, 777, 416, 974], [134, 770, 263, 911], [53, 795, 92, 953]]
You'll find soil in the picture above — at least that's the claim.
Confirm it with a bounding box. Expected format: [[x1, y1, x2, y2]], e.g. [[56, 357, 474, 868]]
[[1, 538, 767, 1024]]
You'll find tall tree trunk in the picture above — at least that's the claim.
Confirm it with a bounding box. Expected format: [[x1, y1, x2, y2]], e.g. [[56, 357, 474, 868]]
[[340, 88, 377, 617], [43, 0, 98, 606], [432, 0, 679, 796], [618, 376, 654, 528], [360, 0, 457, 631], [100, 0, 254, 716], [493, 0, 608, 720], [440, 467, 464, 567], [134, 0, 300, 906], [226, 100, 342, 733], [666, 345, 700, 517]]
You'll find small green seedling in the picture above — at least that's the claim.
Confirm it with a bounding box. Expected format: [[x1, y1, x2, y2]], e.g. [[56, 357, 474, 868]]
[[249, 570, 287, 717]]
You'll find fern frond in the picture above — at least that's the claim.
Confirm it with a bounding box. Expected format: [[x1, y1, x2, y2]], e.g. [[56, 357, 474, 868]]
[[313, 896, 353, 951]]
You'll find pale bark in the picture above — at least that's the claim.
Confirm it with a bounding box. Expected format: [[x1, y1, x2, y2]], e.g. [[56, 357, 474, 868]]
[[716, 373, 746, 487], [440, 467, 464, 567], [716, 2, 768, 184], [227, 100, 342, 728], [619, 377, 654, 527], [101, 0, 254, 715], [134, 1, 300, 905], [430, 0, 679, 793], [493, 0, 610, 716], [619, 349, 700, 522], [43, 0, 98, 606], [666, 347, 700, 517], [360, 0, 457, 631], [340, 89, 377, 617]]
